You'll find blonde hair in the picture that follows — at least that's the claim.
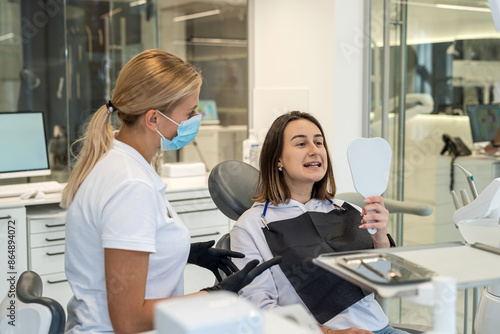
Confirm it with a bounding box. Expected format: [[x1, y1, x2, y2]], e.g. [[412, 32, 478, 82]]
[[253, 111, 336, 206], [61, 50, 202, 208]]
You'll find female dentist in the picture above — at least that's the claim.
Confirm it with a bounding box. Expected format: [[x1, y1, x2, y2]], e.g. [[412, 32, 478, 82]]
[[61, 49, 279, 334]]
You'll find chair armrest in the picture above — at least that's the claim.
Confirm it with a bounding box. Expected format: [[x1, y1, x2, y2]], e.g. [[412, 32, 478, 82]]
[[336, 192, 433, 216], [384, 198, 433, 216]]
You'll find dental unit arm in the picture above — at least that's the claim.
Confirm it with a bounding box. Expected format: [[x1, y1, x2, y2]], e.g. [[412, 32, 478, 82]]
[[452, 177, 500, 225], [452, 177, 500, 334]]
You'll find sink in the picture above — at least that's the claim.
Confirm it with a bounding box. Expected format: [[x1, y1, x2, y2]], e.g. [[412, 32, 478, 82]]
[[457, 219, 500, 248]]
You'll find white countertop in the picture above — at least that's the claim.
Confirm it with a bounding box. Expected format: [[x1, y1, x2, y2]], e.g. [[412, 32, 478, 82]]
[[314, 242, 500, 298], [0, 174, 210, 210]]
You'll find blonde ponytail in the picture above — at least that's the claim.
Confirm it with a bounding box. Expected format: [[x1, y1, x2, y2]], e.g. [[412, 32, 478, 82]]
[[60, 49, 202, 208], [60, 106, 114, 208]]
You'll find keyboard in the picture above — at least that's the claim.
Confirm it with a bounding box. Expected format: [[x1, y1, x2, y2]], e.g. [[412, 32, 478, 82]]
[[0, 181, 65, 198]]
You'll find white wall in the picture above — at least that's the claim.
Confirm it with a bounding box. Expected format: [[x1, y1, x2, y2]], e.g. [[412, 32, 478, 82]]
[[248, 0, 366, 193]]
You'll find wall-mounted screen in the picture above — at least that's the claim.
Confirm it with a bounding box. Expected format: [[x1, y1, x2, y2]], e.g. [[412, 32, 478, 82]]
[[0, 112, 51, 179], [196, 99, 220, 125], [467, 105, 500, 143]]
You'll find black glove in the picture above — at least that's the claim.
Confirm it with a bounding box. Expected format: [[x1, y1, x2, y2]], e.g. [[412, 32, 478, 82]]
[[202, 256, 282, 293], [188, 240, 245, 282]]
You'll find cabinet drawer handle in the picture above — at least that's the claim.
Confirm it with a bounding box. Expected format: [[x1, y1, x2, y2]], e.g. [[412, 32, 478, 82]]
[[169, 196, 211, 203], [46, 251, 65, 256], [191, 231, 220, 238], [47, 278, 68, 284], [0, 215, 12, 220], [178, 208, 218, 215], [45, 223, 66, 228], [45, 237, 66, 242]]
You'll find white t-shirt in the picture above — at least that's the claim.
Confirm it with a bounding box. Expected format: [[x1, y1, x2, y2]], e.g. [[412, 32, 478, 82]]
[[65, 139, 190, 334], [230, 198, 388, 331]]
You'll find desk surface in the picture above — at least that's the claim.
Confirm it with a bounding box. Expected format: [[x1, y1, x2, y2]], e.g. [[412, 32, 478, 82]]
[[314, 242, 500, 298], [0, 174, 210, 209]]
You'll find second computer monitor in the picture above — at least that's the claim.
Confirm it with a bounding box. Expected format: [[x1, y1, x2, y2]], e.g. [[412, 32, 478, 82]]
[[467, 104, 500, 143], [196, 99, 220, 125]]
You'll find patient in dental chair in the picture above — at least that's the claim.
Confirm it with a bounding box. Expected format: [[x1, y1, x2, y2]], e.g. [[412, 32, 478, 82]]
[[230, 111, 407, 334]]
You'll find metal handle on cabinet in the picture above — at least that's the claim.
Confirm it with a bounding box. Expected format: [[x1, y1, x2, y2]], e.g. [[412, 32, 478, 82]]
[[178, 208, 218, 215], [45, 223, 66, 228], [47, 278, 68, 284], [169, 196, 211, 203], [191, 231, 220, 239], [46, 251, 65, 256], [45, 237, 66, 242], [0, 215, 12, 220]]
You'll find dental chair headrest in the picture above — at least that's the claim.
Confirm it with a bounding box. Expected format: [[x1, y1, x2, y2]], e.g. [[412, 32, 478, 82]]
[[208, 160, 259, 221]]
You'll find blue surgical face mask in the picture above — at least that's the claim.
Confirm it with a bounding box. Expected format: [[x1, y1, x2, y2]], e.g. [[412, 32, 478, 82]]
[[155, 110, 201, 151]]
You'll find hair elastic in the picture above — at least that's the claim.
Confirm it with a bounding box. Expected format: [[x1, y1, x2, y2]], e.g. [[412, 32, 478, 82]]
[[106, 100, 116, 114]]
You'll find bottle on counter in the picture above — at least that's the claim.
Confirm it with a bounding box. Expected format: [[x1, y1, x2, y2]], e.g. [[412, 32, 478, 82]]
[[243, 129, 259, 167]]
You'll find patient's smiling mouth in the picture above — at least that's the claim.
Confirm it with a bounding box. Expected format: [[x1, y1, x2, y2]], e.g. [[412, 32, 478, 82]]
[[304, 162, 322, 167]]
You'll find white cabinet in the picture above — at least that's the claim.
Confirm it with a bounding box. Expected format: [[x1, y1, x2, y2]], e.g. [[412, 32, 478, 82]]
[[0, 184, 229, 307], [166, 189, 230, 293], [0, 207, 27, 300], [26, 204, 72, 309]]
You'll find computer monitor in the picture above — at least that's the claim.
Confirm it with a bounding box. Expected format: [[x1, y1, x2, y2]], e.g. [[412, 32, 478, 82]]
[[0, 111, 51, 179], [196, 99, 220, 125], [466, 105, 500, 143]]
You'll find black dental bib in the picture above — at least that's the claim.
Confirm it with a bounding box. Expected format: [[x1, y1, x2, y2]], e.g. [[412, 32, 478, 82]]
[[261, 201, 373, 324]]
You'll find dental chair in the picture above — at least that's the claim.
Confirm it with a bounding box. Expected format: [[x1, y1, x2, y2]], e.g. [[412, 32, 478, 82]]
[[0, 270, 66, 334], [208, 160, 433, 334]]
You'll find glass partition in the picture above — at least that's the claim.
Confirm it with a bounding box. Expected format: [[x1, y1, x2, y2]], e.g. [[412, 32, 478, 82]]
[[403, 1, 498, 247], [370, 0, 408, 248], [0, 0, 248, 185], [0, 0, 69, 184], [371, 0, 500, 247], [158, 0, 248, 169], [370, 1, 499, 332], [65, 0, 159, 173], [0, 1, 22, 113]]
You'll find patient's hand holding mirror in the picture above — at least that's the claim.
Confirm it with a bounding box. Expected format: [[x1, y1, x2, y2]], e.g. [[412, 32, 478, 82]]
[[347, 137, 392, 234]]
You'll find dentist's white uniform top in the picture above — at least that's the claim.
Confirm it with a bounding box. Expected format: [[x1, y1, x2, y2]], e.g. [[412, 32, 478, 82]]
[[65, 139, 190, 334]]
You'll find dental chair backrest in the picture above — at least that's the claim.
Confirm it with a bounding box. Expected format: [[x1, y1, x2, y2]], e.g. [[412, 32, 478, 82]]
[[208, 160, 259, 221], [0, 271, 66, 334], [208, 160, 433, 221]]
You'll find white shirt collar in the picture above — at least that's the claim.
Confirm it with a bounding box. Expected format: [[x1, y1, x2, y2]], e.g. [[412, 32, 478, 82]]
[[252, 198, 327, 211], [112, 138, 166, 193]]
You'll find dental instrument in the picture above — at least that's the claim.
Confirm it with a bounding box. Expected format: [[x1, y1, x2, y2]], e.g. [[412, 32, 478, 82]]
[[454, 164, 479, 199], [460, 189, 470, 206], [453, 177, 500, 334], [450, 190, 462, 209]]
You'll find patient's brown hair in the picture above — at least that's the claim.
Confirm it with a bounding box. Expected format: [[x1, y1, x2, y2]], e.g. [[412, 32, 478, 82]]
[[253, 111, 336, 206]]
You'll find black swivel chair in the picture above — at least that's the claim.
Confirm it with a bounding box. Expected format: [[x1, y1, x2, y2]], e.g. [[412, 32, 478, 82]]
[[208, 160, 433, 334], [0, 270, 66, 334]]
